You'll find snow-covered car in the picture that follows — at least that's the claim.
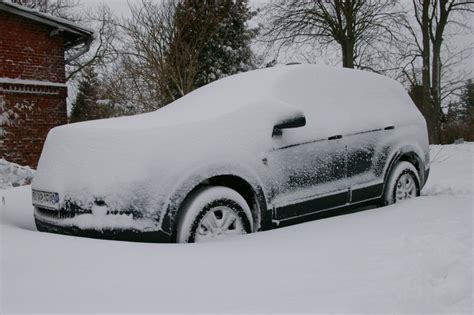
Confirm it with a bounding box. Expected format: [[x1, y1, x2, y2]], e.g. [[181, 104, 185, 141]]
[[32, 65, 430, 243]]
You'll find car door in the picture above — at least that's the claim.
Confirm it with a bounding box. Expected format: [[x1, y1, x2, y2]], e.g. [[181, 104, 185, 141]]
[[266, 126, 349, 221], [344, 126, 394, 203]]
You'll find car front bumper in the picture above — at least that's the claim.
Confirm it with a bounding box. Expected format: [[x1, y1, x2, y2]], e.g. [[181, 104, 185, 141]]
[[34, 208, 172, 243]]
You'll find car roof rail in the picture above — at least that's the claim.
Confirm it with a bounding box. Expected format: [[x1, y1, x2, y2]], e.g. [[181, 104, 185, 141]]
[[286, 62, 301, 66]]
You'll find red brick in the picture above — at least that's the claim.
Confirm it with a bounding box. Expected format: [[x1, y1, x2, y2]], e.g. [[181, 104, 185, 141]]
[[0, 11, 67, 168]]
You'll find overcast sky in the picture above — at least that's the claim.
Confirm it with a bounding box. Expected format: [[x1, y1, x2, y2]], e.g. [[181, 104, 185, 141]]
[[79, 0, 268, 17], [80, 0, 131, 17]]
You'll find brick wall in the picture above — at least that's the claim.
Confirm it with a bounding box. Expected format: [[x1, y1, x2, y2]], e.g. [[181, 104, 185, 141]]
[[0, 11, 67, 168], [0, 11, 66, 82], [0, 89, 67, 167]]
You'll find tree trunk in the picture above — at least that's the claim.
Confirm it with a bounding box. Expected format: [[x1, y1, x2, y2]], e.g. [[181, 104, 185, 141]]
[[342, 0, 355, 69], [341, 40, 355, 68], [430, 0, 449, 144], [421, 0, 438, 143], [431, 40, 443, 144]]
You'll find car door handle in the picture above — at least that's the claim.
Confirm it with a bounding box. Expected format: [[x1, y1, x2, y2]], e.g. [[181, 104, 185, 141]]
[[328, 135, 342, 140], [384, 126, 395, 130]]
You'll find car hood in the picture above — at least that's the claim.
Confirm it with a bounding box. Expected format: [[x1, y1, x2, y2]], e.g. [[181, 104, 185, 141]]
[[32, 118, 183, 212]]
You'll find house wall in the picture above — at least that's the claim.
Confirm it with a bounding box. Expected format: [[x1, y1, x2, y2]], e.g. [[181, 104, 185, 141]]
[[0, 11, 67, 168]]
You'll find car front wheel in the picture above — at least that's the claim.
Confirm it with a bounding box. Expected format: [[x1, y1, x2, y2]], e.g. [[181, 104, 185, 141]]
[[383, 161, 420, 205], [176, 186, 253, 243]]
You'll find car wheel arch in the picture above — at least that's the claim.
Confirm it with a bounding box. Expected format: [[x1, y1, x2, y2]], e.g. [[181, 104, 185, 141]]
[[381, 146, 425, 200], [160, 173, 268, 241]]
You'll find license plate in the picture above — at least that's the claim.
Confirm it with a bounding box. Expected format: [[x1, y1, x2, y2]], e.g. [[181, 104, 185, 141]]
[[32, 190, 60, 210]]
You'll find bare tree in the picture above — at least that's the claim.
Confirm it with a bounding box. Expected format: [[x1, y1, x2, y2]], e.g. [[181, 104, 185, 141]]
[[114, 0, 256, 110], [115, 0, 179, 110], [102, 0, 210, 112], [65, 5, 117, 81], [116, 0, 216, 108], [399, 0, 473, 143], [262, 0, 404, 70]]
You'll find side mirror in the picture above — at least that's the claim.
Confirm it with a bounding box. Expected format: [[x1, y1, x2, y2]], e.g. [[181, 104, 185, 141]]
[[272, 113, 306, 137]]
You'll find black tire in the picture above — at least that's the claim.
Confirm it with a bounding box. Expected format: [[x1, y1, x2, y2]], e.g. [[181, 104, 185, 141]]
[[382, 161, 420, 206], [176, 186, 253, 243]]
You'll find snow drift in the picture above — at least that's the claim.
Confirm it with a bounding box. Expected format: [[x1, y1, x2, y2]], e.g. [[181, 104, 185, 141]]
[[0, 159, 35, 189]]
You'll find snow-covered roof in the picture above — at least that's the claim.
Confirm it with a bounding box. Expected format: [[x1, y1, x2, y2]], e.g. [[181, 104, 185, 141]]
[[0, 0, 93, 49]]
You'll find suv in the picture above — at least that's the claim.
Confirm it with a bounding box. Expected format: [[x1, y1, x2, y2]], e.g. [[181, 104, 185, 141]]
[[32, 65, 430, 243]]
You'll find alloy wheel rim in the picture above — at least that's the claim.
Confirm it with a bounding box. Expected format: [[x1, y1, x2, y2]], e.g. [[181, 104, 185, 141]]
[[395, 173, 417, 201], [195, 206, 245, 242]]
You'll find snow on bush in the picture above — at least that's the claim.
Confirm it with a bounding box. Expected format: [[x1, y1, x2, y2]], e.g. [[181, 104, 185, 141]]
[[0, 159, 35, 189]]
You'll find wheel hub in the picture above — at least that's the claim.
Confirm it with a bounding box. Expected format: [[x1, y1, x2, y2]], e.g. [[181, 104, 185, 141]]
[[395, 173, 417, 201], [195, 206, 245, 242]]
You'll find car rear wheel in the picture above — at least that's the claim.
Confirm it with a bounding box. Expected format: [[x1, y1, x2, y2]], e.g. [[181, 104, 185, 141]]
[[176, 186, 253, 243], [382, 161, 420, 205]]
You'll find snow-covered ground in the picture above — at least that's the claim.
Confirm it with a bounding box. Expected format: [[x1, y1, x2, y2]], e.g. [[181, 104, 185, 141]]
[[1, 144, 472, 313]]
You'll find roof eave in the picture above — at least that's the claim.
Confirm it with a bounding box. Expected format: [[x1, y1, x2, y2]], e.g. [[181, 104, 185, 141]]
[[0, 1, 94, 50]]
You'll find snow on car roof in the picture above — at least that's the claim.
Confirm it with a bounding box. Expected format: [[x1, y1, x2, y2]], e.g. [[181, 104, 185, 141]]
[[69, 65, 413, 130]]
